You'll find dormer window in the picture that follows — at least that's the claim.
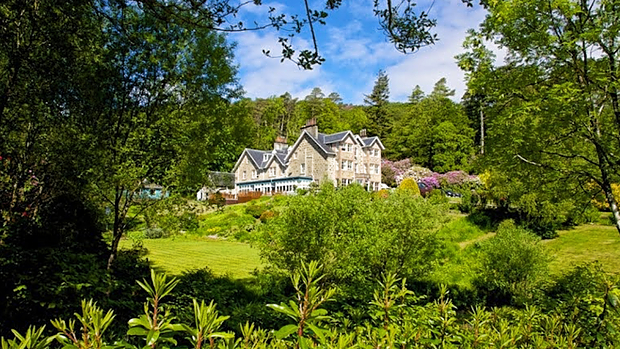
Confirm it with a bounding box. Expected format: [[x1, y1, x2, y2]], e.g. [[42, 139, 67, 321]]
[[263, 154, 270, 161]]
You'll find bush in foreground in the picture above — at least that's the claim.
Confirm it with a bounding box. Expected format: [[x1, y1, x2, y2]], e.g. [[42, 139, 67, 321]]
[[3, 264, 618, 349]]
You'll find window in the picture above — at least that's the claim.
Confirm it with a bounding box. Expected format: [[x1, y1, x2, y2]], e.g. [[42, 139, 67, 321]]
[[375, 165, 380, 174], [348, 161, 353, 170], [263, 154, 270, 161], [269, 167, 276, 177], [341, 143, 347, 151], [252, 170, 257, 178], [375, 149, 380, 157], [242, 171, 246, 179], [355, 164, 358, 173], [300, 163, 306, 174], [347, 144, 352, 152], [370, 164, 376, 173], [341, 161, 347, 170], [293, 152, 298, 159]]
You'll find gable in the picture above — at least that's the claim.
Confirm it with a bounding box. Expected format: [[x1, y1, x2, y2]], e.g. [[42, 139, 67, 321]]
[[285, 131, 334, 161], [232, 151, 259, 172]]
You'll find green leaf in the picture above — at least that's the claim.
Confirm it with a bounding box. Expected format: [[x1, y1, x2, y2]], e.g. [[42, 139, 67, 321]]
[[146, 330, 160, 346], [127, 328, 148, 336], [274, 324, 298, 339]]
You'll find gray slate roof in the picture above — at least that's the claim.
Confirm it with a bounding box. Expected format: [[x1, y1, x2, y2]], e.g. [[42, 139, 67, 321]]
[[362, 136, 380, 147], [246, 149, 288, 170], [321, 131, 350, 144]]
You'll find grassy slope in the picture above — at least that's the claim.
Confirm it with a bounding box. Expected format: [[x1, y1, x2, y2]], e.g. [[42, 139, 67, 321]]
[[545, 224, 620, 275], [431, 219, 620, 288], [120, 237, 263, 278]]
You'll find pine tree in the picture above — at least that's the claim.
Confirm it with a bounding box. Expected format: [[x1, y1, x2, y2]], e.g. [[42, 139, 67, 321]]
[[364, 70, 390, 139]]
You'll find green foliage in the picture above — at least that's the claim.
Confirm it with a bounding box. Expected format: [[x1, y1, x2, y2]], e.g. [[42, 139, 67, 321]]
[[50, 300, 115, 349], [267, 261, 335, 346], [257, 184, 445, 298], [459, 0, 620, 234], [398, 177, 420, 196], [364, 70, 391, 138], [436, 217, 485, 244], [475, 220, 550, 305], [2, 262, 620, 348], [384, 79, 475, 172], [244, 203, 268, 219]]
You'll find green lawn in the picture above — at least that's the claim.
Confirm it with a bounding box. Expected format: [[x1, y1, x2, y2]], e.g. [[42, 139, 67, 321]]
[[545, 224, 620, 275], [120, 237, 263, 278]]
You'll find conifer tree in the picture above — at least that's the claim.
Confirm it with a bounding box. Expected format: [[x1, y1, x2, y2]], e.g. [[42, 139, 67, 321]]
[[364, 70, 391, 139]]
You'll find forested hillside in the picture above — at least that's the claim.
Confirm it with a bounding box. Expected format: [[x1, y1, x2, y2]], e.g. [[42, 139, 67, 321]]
[[232, 75, 476, 175], [2, 0, 620, 348]]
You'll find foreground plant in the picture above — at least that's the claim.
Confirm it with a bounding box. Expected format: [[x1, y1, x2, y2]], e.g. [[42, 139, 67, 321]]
[[267, 261, 335, 348], [51, 300, 115, 349]]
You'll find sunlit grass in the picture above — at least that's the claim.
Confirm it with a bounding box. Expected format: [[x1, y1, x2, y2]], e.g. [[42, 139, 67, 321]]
[[120, 237, 263, 278], [545, 224, 620, 275]]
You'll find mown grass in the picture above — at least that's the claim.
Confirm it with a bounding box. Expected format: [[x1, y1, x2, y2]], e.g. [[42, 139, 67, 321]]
[[545, 224, 620, 275], [120, 237, 263, 278]]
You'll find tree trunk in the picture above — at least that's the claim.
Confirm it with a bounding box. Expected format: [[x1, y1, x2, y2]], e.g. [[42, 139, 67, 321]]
[[601, 178, 620, 235], [480, 108, 485, 155], [107, 187, 123, 269]]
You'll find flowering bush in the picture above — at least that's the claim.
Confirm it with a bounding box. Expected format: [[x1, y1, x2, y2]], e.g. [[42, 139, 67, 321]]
[[382, 159, 479, 189]]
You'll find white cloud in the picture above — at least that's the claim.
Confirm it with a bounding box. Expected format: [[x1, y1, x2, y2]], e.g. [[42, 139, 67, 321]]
[[233, 31, 334, 99], [231, 0, 506, 104], [384, 0, 504, 102]]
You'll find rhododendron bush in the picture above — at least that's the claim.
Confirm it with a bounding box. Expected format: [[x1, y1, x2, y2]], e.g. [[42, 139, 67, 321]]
[[382, 159, 479, 189]]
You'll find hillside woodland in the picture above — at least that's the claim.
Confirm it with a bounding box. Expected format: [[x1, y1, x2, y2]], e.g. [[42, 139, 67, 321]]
[[1, 0, 620, 348]]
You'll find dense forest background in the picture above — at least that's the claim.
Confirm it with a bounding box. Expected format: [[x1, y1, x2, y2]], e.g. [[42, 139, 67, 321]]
[[2, 0, 620, 347]]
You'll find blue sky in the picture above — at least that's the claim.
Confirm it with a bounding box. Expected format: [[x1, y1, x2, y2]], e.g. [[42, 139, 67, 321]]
[[229, 0, 502, 104]]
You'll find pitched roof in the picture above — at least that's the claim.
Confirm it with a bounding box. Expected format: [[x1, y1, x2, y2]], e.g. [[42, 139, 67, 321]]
[[361, 136, 385, 150], [285, 130, 336, 161], [322, 131, 350, 144]]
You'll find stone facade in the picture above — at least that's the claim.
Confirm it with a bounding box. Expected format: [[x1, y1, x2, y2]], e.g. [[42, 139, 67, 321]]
[[232, 120, 384, 194]]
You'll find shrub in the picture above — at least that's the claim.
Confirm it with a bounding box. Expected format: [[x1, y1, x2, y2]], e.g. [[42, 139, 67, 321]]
[[259, 210, 276, 223], [373, 189, 390, 199], [144, 227, 167, 239], [244, 203, 267, 219], [398, 177, 420, 196], [474, 220, 550, 305], [256, 184, 444, 300]]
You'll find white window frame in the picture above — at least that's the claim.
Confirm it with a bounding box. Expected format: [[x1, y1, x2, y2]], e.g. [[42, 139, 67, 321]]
[[293, 152, 298, 159], [300, 163, 306, 174], [252, 170, 257, 179], [263, 154, 270, 161], [347, 144, 352, 152], [348, 160, 353, 170], [242, 171, 247, 179], [269, 167, 276, 177], [341, 161, 347, 170], [375, 165, 380, 174], [340, 143, 346, 151]]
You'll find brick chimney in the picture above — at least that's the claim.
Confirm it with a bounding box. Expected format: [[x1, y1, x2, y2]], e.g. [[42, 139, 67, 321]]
[[301, 118, 318, 138], [274, 135, 288, 151], [360, 129, 367, 138]]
